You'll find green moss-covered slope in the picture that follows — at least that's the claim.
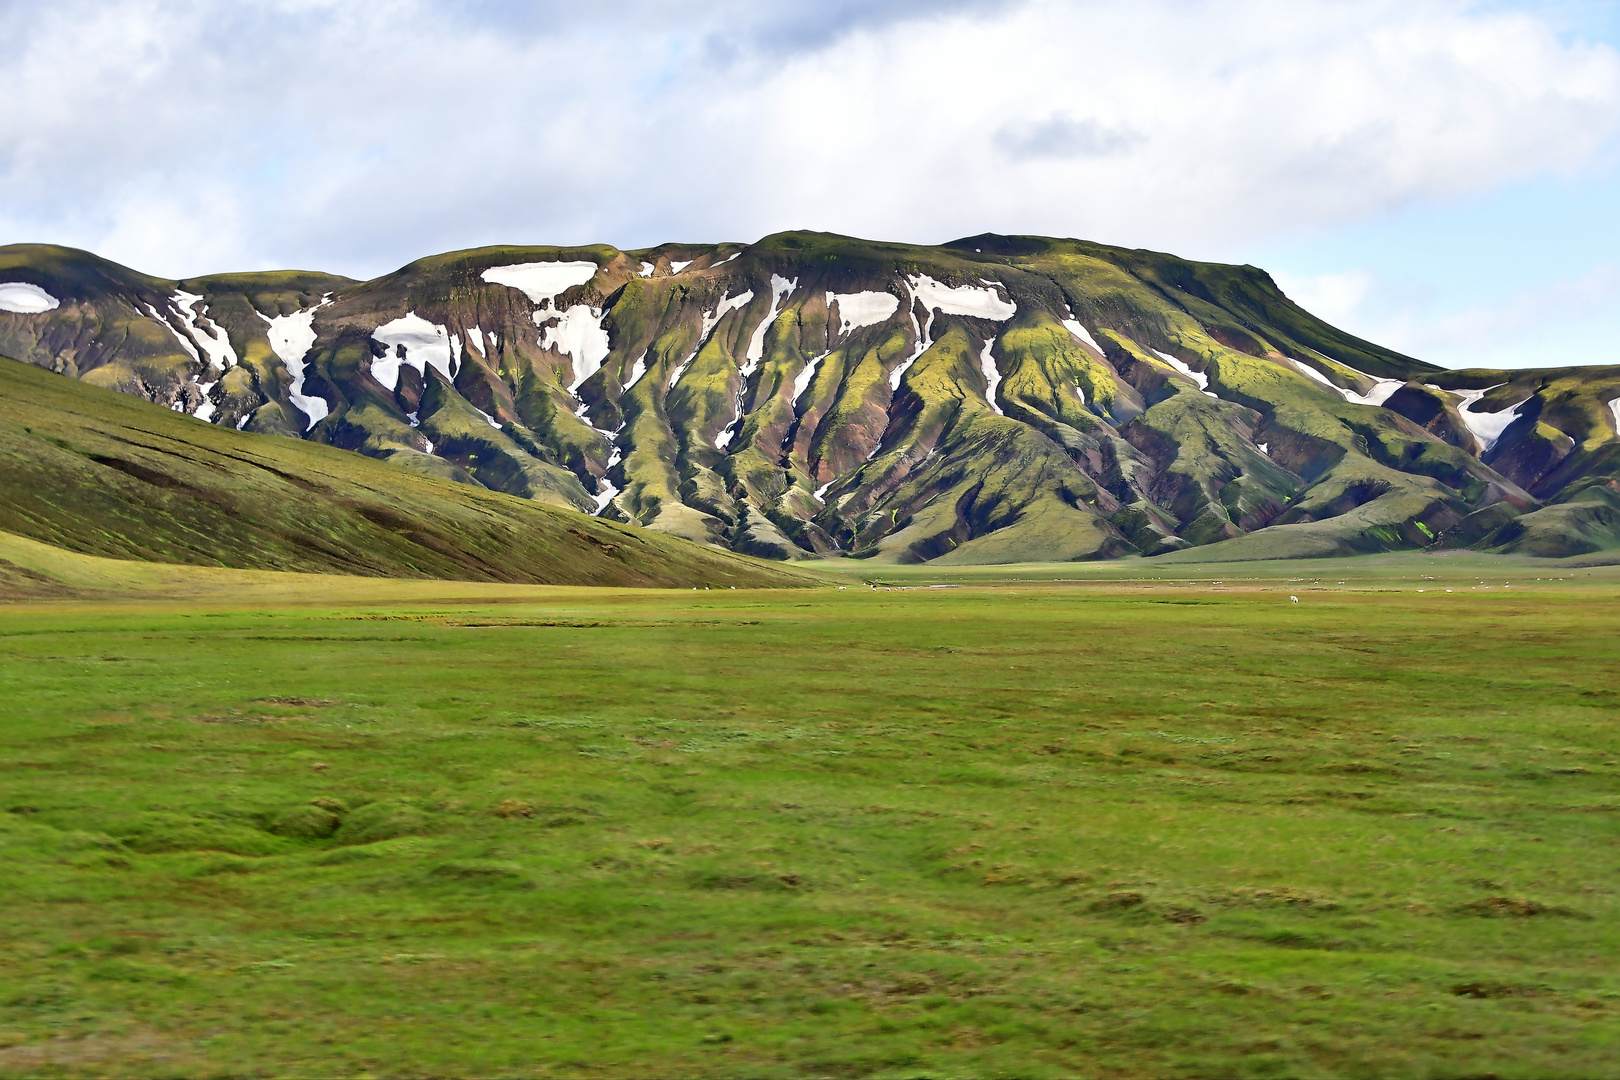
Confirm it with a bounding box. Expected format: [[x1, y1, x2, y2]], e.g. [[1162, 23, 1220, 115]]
[[5, 234, 1617, 563]]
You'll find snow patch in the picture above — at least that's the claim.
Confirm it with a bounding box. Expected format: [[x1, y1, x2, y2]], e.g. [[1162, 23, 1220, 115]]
[[721, 251, 742, 263], [473, 405, 502, 430], [638, 262, 655, 278], [1429, 384, 1529, 453], [814, 480, 834, 502], [481, 261, 596, 305], [465, 326, 485, 356], [1257, 442, 1269, 455], [978, 337, 1003, 415], [669, 259, 694, 274], [1343, 380, 1404, 406], [0, 281, 59, 313], [236, 414, 251, 431], [622, 351, 649, 390], [371, 312, 455, 390], [1153, 349, 1217, 398], [1609, 396, 1620, 435], [828, 290, 899, 336], [906, 274, 1017, 321], [258, 295, 334, 431], [792, 351, 830, 406], [486, 330, 498, 351]]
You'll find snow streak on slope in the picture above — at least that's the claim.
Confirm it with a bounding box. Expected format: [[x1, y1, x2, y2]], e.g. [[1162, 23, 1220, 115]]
[[594, 446, 622, 514], [1433, 384, 1529, 453], [622, 351, 648, 391], [742, 275, 796, 377], [669, 259, 694, 274], [0, 282, 59, 313], [465, 326, 485, 357], [979, 338, 1003, 415], [258, 295, 333, 431], [672, 290, 752, 389], [1610, 397, 1620, 436], [1061, 316, 1103, 354], [828, 291, 898, 336], [172, 291, 237, 372], [146, 303, 199, 364], [1293, 355, 1403, 406], [1153, 349, 1217, 398], [371, 313, 455, 390], [719, 276, 798, 451], [792, 351, 830, 406]]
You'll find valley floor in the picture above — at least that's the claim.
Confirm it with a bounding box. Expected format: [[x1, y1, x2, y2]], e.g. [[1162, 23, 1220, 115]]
[[1, 545, 1617, 1077]]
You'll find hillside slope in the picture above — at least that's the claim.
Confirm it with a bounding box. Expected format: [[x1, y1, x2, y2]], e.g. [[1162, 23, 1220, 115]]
[[0, 356, 815, 588], [3, 235, 1617, 562]]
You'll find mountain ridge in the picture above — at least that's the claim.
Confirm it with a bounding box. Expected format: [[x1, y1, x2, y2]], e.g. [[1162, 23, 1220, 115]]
[[3, 233, 1617, 563]]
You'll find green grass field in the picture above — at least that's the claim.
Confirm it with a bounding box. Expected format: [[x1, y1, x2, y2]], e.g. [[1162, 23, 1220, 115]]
[[2, 545, 1618, 1078]]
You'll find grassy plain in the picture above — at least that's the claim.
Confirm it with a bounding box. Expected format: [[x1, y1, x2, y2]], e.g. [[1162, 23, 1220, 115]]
[[1, 546, 1618, 1078]]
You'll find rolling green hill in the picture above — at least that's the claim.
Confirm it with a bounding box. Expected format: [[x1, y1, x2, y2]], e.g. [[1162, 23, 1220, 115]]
[[3, 235, 1617, 564], [0, 355, 815, 589]]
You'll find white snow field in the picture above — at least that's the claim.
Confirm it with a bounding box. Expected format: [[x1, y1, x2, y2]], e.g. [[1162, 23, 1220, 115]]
[[828, 290, 899, 336], [371, 313, 456, 391], [906, 274, 1017, 321], [1610, 397, 1620, 435], [480, 261, 597, 304], [638, 262, 655, 278], [465, 327, 486, 357], [0, 282, 59, 313], [979, 338, 1003, 415], [258, 296, 334, 431], [669, 260, 694, 274], [1153, 349, 1218, 398], [1432, 384, 1529, 453]]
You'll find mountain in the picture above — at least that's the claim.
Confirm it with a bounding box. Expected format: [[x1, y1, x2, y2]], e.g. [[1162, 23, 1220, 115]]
[[3, 234, 1618, 563], [0, 354, 815, 588]]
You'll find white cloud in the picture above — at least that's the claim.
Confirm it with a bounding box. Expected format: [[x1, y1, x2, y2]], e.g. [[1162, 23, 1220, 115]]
[[0, 0, 1615, 281], [1277, 261, 1620, 369]]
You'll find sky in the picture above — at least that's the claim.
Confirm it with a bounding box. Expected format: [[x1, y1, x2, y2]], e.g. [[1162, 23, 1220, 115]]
[[2, 0, 1618, 370]]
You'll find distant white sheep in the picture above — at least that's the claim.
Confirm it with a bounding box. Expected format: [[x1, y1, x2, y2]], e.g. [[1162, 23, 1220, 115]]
[[1290, 596, 1299, 603]]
